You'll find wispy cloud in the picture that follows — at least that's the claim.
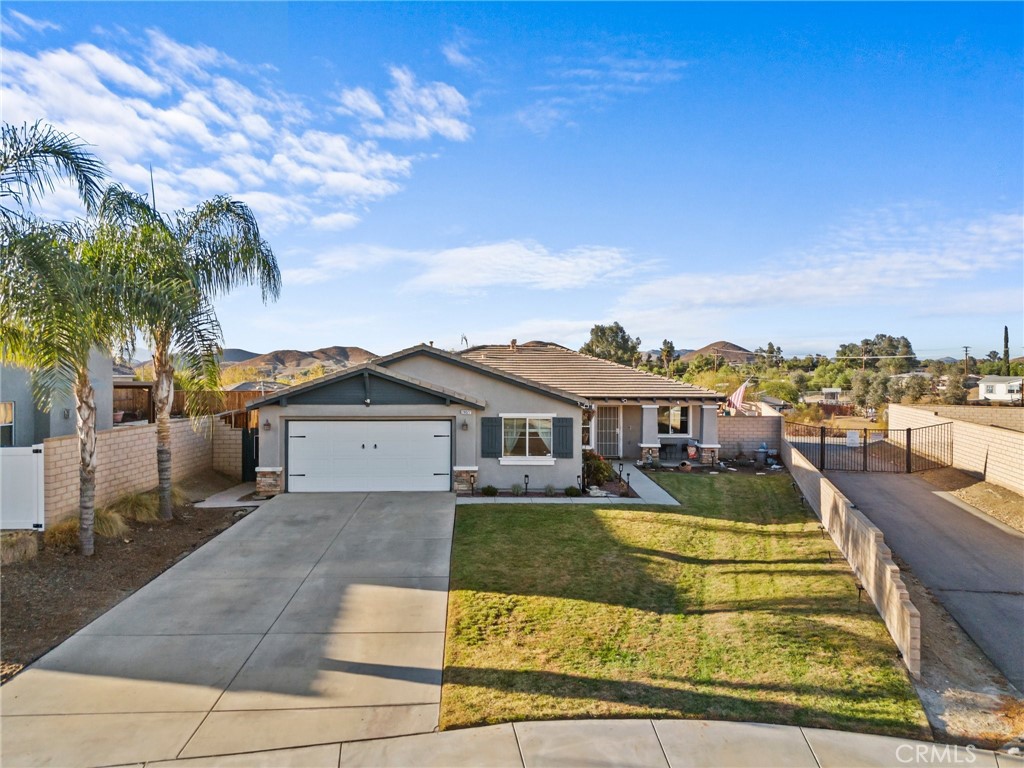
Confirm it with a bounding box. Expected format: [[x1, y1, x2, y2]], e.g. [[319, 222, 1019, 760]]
[[1, 27, 466, 229], [282, 239, 642, 293], [517, 43, 688, 134], [336, 66, 472, 141], [441, 31, 481, 71], [3, 9, 61, 40], [616, 208, 1024, 317]]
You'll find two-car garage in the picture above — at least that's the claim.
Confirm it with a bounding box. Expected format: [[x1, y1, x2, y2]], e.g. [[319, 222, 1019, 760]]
[[286, 420, 452, 492]]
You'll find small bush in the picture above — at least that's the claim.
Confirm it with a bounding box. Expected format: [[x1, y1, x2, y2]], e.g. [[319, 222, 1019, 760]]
[[94, 508, 129, 539], [44, 519, 79, 552], [481, 485, 499, 497], [564, 485, 582, 497], [106, 492, 160, 522], [544, 484, 557, 497], [1, 532, 39, 565], [583, 449, 614, 486], [510, 483, 524, 497]]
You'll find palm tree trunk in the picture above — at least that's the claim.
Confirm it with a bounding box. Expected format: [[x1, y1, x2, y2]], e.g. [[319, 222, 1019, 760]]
[[75, 371, 97, 556], [153, 342, 174, 521]]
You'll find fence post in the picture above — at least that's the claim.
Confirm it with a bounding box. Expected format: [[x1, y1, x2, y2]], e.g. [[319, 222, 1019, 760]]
[[819, 426, 826, 471], [863, 428, 868, 471], [905, 427, 913, 474]]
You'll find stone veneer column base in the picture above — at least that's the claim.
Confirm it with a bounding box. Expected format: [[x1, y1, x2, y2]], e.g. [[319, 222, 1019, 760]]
[[255, 466, 283, 497], [698, 446, 719, 465], [452, 467, 478, 493], [638, 445, 660, 464]]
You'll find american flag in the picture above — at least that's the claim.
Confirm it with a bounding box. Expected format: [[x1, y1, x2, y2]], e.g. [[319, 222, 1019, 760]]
[[726, 379, 750, 412]]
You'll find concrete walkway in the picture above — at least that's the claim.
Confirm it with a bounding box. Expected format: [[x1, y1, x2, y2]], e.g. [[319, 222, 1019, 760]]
[[456, 467, 679, 506], [1, 492, 455, 767], [828, 472, 1024, 692], [116, 719, 1008, 767]]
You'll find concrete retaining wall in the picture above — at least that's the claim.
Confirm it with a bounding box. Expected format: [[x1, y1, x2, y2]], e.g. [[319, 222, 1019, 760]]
[[718, 411, 783, 459], [782, 438, 921, 678], [43, 418, 214, 525], [888, 404, 1024, 495]]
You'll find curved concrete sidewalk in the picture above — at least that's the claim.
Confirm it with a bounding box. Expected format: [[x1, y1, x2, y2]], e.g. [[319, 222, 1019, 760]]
[[124, 718, 1011, 767]]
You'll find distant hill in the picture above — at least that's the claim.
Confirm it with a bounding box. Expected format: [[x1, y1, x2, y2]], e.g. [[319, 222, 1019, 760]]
[[679, 341, 755, 365], [641, 348, 694, 363], [219, 348, 261, 364], [221, 345, 377, 379]]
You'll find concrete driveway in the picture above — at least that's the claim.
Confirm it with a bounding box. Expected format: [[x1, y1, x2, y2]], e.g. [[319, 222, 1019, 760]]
[[1, 492, 455, 767], [827, 472, 1024, 691]]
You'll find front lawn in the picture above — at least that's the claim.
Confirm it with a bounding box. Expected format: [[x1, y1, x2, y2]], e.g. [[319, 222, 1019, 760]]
[[442, 473, 929, 738]]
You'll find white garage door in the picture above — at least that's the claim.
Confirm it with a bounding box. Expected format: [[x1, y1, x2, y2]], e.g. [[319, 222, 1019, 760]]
[[287, 420, 451, 492]]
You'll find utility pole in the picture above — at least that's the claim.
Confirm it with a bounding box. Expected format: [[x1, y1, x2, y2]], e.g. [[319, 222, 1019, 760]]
[[962, 346, 970, 375]]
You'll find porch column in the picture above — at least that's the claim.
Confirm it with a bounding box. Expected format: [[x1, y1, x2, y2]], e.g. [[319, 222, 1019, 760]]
[[696, 404, 721, 464], [639, 405, 660, 463]]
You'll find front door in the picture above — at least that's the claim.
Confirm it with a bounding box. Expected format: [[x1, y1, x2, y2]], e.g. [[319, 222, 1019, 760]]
[[595, 406, 621, 457]]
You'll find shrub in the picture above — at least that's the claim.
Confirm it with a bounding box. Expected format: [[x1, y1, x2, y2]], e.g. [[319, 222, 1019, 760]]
[[564, 485, 582, 497], [94, 508, 129, 539], [510, 483, 524, 497], [583, 449, 614, 486], [44, 519, 79, 552], [543, 484, 557, 497], [481, 485, 499, 497], [1, 532, 38, 565], [106, 492, 160, 522]]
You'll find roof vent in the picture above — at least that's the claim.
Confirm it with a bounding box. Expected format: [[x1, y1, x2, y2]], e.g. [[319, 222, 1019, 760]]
[[510, 339, 518, 352]]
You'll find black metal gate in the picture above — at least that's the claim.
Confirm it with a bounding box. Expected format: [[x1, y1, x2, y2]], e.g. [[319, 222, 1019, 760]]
[[242, 419, 259, 482], [785, 422, 952, 473]]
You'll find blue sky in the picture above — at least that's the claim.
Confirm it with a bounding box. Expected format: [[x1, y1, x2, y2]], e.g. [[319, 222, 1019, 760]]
[[3, 2, 1022, 360]]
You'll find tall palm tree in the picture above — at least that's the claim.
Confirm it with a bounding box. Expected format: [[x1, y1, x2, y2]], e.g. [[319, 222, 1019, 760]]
[[1, 121, 107, 223], [1, 223, 138, 554], [100, 186, 280, 520]]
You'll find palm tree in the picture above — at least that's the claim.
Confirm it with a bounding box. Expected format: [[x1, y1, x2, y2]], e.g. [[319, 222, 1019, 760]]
[[99, 186, 280, 520], [1, 223, 134, 554], [1, 121, 107, 223]]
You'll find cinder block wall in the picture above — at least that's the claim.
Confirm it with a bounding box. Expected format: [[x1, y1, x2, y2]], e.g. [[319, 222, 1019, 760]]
[[782, 439, 921, 678], [717, 414, 782, 459], [905, 404, 1023, 431], [212, 417, 242, 479], [43, 418, 214, 525], [888, 404, 1024, 495]]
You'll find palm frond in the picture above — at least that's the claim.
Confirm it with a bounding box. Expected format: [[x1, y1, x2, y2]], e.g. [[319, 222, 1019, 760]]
[[0, 121, 107, 221]]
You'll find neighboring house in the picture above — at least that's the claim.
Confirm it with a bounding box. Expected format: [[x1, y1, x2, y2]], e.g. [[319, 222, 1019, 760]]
[[977, 375, 1023, 403], [248, 340, 724, 495], [225, 380, 287, 393], [0, 350, 114, 448]]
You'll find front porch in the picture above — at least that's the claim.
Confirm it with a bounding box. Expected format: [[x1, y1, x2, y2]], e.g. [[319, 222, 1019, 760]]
[[586, 401, 721, 465]]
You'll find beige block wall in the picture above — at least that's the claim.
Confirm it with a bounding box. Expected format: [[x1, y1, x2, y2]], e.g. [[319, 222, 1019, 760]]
[[44, 418, 214, 525], [888, 404, 1024, 495], [212, 417, 243, 479], [904, 404, 1024, 431], [782, 439, 921, 678], [717, 414, 782, 459]]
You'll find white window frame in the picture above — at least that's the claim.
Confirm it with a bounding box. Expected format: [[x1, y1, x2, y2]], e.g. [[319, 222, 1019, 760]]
[[581, 409, 594, 450], [656, 404, 691, 437], [497, 413, 557, 466]]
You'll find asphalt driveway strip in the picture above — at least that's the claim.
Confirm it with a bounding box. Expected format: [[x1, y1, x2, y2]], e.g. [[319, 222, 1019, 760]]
[[0, 491, 455, 767], [826, 472, 1024, 692]]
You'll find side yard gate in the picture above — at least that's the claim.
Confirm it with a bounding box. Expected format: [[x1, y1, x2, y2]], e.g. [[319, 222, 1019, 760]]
[[784, 422, 953, 473], [0, 445, 45, 530]]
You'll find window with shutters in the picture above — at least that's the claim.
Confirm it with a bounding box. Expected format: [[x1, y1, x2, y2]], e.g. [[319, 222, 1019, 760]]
[[483, 413, 573, 465]]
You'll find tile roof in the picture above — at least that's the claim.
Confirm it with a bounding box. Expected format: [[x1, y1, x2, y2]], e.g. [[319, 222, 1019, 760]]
[[461, 342, 724, 403]]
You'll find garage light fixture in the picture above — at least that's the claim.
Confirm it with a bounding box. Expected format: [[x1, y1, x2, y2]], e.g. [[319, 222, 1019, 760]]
[[262, 419, 271, 432]]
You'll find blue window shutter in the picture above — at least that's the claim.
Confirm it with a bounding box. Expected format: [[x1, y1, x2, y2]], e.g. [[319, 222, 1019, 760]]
[[553, 417, 573, 458], [481, 417, 501, 458]]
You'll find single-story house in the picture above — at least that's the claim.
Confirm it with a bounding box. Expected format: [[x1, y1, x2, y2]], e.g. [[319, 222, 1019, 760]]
[[977, 375, 1022, 403], [247, 340, 724, 495]]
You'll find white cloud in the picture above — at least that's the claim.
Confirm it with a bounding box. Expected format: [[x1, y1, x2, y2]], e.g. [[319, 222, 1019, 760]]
[[616, 209, 1024, 316], [1, 27, 462, 233], [442, 37, 480, 71], [7, 10, 61, 35], [338, 66, 472, 141]]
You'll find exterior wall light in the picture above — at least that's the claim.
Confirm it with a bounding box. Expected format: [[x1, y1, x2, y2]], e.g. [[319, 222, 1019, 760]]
[[262, 419, 271, 432]]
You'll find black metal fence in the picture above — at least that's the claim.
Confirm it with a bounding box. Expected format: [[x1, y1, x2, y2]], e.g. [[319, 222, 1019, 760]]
[[784, 422, 953, 473]]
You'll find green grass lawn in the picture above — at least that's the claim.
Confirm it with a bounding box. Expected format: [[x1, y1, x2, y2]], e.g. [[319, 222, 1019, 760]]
[[442, 472, 929, 737]]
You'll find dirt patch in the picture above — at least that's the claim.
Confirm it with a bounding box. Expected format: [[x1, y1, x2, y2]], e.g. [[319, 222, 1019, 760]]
[[918, 467, 1024, 533], [893, 554, 1023, 749], [0, 470, 247, 684]]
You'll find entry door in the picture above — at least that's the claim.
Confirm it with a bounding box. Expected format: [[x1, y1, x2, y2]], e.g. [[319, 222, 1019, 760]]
[[288, 420, 451, 492], [595, 406, 621, 457]]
